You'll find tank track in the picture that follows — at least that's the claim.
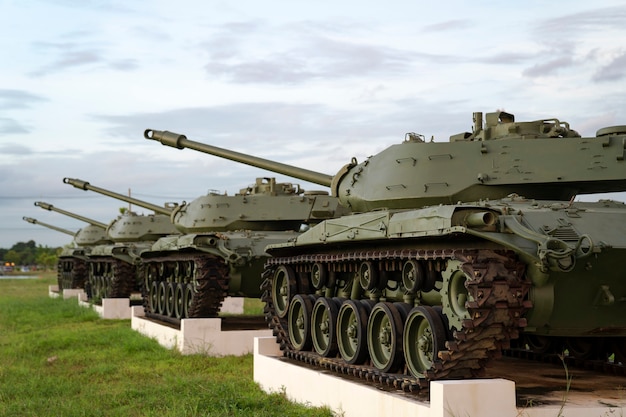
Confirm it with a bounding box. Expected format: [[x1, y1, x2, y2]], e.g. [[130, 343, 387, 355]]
[[261, 248, 530, 393], [57, 258, 87, 290], [87, 259, 137, 302], [142, 254, 229, 326]]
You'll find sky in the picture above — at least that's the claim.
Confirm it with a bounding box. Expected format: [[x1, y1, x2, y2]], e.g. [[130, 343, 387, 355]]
[[1, 0, 626, 249]]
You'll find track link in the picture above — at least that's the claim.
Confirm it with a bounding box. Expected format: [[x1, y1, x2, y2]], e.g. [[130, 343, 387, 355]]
[[262, 248, 530, 393], [57, 258, 87, 290], [142, 253, 229, 325]]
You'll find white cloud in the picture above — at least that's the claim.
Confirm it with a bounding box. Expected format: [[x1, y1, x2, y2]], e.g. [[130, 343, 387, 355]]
[[2, 0, 626, 248]]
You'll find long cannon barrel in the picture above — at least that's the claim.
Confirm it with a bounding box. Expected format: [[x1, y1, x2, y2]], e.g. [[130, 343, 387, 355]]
[[23, 216, 75, 236], [63, 178, 173, 216], [34, 201, 108, 229], [144, 129, 334, 188]]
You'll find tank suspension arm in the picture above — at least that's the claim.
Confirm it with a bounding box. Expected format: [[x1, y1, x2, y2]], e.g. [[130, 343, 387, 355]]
[[502, 216, 592, 273], [63, 178, 173, 216], [34, 201, 108, 229], [144, 129, 334, 188], [23, 216, 75, 236]]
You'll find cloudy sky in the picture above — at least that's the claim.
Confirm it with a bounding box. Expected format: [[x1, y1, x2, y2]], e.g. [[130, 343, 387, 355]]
[[2, 0, 626, 249]]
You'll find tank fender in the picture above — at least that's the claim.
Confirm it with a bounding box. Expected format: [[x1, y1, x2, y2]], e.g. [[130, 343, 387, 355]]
[[187, 234, 246, 266], [502, 215, 593, 273], [462, 213, 595, 286], [216, 239, 246, 266], [461, 226, 551, 286]]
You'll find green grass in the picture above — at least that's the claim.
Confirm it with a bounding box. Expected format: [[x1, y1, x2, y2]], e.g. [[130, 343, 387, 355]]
[[0, 274, 333, 417], [243, 298, 265, 316]]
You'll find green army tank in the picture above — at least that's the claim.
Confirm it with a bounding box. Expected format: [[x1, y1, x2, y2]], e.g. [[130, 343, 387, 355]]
[[28, 205, 111, 293], [23, 216, 80, 291], [49, 187, 178, 302], [37, 198, 178, 302], [64, 176, 347, 323], [145, 111, 626, 389]]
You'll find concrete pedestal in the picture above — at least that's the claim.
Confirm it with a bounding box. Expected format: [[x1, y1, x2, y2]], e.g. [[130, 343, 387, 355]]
[[48, 285, 59, 298], [64, 288, 87, 300], [220, 297, 244, 315], [77, 298, 134, 319], [131, 308, 271, 355], [253, 337, 626, 417], [49, 285, 88, 302]]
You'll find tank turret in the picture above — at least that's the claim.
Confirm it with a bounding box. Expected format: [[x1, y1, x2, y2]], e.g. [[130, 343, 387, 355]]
[[146, 112, 626, 212], [145, 112, 626, 392], [33, 201, 117, 296], [64, 174, 346, 322], [47, 183, 180, 301], [34, 202, 111, 246], [66, 174, 345, 234], [61, 178, 179, 241], [23, 215, 86, 290], [25, 205, 103, 292]]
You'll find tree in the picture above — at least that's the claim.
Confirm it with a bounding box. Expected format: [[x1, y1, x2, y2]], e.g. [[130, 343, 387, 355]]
[[36, 252, 57, 270], [4, 250, 20, 265], [1, 241, 60, 269]]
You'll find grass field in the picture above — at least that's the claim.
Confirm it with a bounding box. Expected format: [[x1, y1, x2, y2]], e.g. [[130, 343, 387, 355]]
[[0, 273, 333, 417]]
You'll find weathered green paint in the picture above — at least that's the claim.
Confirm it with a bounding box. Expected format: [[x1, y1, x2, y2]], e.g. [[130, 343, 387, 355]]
[[33, 202, 111, 247], [65, 176, 347, 235], [147, 113, 626, 212], [64, 174, 346, 302], [170, 111, 626, 339]]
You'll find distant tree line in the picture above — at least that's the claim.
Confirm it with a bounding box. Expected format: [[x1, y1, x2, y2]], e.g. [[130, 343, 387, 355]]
[[0, 240, 60, 271]]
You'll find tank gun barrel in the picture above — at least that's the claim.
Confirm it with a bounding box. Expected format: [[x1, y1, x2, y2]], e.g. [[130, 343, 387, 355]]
[[144, 129, 334, 188], [34, 201, 108, 229], [63, 178, 173, 216], [23, 216, 75, 236]]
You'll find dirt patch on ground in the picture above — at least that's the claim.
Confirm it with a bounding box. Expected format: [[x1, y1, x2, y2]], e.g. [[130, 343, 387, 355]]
[[486, 356, 626, 408]]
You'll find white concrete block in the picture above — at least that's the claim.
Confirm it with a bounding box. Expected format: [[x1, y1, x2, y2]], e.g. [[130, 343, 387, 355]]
[[131, 312, 180, 350], [131, 311, 271, 356], [77, 297, 133, 319], [252, 336, 626, 417], [90, 302, 103, 316], [49, 285, 60, 298], [253, 336, 430, 416], [220, 297, 244, 315], [254, 335, 282, 357], [100, 298, 132, 319], [179, 318, 271, 355], [63, 288, 86, 300], [430, 379, 516, 417], [131, 305, 145, 318]]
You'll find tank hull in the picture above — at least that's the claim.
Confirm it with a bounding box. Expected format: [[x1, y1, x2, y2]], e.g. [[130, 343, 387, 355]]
[[83, 242, 156, 301], [57, 251, 88, 291], [138, 230, 301, 323], [261, 196, 626, 387], [144, 113, 626, 381]]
